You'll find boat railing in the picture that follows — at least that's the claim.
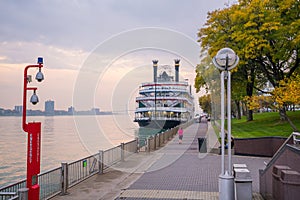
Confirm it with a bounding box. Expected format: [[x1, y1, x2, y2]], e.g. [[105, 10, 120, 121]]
[[0, 138, 138, 200]]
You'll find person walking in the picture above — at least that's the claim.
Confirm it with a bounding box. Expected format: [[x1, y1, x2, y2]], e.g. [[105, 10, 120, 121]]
[[178, 127, 183, 144]]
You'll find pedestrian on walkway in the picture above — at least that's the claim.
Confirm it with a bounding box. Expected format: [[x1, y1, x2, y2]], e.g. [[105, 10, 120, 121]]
[[178, 127, 183, 144]]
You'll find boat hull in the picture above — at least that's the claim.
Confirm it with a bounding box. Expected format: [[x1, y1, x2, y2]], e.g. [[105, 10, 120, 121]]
[[137, 119, 181, 129]]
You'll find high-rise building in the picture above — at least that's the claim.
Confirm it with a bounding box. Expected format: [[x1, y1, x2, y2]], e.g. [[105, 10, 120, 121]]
[[68, 106, 75, 115], [45, 100, 55, 116], [14, 105, 23, 114]]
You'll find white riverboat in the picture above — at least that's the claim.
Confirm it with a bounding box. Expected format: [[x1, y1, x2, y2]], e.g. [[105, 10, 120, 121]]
[[134, 59, 194, 129]]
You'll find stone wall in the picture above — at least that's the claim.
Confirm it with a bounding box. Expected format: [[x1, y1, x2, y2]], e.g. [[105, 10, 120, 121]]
[[234, 137, 288, 157]]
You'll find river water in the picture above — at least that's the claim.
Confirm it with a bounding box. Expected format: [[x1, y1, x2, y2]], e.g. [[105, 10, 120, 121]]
[[0, 114, 159, 187]]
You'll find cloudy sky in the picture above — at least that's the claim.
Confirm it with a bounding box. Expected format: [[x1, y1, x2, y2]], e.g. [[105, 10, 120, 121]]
[[0, 0, 229, 111]]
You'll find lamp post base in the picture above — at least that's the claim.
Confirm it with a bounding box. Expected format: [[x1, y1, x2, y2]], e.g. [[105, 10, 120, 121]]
[[219, 171, 234, 200]]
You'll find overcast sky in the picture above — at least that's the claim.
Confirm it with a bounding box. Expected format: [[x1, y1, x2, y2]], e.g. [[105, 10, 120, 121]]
[[0, 0, 229, 111]]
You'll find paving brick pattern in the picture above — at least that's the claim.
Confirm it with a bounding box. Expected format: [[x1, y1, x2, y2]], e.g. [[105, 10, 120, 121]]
[[117, 122, 269, 200]]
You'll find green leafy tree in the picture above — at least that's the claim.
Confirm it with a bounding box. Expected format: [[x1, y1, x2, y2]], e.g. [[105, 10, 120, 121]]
[[199, 94, 212, 114], [197, 0, 300, 125]]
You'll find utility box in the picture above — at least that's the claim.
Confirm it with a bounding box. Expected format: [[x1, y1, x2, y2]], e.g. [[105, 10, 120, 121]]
[[234, 168, 252, 200]]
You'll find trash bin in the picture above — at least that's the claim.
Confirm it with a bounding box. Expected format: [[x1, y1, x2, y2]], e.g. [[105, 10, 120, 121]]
[[198, 138, 207, 153], [234, 168, 252, 200], [233, 164, 247, 169], [233, 164, 247, 177], [272, 165, 291, 200]]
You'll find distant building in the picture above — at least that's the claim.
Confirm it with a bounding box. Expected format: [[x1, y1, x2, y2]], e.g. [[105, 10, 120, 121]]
[[45, 100, 55, 116], [91, 108, 100, 115], [14, 106, 23, 114], [68, 106, 75, 115]]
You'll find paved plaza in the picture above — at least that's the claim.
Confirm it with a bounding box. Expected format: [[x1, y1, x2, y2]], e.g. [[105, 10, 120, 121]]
[[53, 121, 270, 200]]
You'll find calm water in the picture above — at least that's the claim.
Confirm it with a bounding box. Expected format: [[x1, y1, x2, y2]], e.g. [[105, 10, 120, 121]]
[[0, 114, 153, 187]]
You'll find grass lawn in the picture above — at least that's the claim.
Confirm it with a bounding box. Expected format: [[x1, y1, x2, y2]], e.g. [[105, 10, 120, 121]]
[[231, 111, 300, 138]]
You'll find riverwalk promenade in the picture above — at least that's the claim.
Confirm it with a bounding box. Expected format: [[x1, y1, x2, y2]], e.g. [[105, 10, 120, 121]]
[[52, 121, 270, 200]]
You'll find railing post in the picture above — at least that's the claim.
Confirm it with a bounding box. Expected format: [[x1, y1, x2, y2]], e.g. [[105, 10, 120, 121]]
[[98, 150, 104, 174], [147, 137, 151, 152], [157, 133, 160, 147], [121, 142, 125, 162], [18, 188, 29, 200], [60, 162, 68, 195], [154, 134, 157, 150], [136, 137, 139, 153]]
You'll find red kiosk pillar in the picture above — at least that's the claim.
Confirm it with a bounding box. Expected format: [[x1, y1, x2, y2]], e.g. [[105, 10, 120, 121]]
[[22, 57, 44, 200], [25, 122, 41, 200]]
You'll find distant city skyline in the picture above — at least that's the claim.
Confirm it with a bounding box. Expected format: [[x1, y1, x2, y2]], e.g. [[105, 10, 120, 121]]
[[0, 98, 107, 116]]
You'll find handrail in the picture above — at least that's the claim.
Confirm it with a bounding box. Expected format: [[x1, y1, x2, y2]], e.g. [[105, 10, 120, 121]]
[[260, 133, 294, 175], [0, 139, 138, 200], [292, 132, 300, 144]]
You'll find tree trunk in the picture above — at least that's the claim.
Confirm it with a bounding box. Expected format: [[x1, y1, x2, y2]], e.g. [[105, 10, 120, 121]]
[[245, 67, 255, 121], [235, 100, 241, 119], [279, 107, 287, 120], [247, 109, 253, 121], [279, 107, 298, 131]]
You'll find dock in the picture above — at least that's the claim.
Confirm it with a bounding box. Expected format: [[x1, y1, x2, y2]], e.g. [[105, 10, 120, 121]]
[[52, 121, 269, 200]]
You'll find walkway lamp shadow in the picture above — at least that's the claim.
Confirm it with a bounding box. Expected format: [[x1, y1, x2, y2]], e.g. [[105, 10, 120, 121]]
[[212, 48, 239, 200]]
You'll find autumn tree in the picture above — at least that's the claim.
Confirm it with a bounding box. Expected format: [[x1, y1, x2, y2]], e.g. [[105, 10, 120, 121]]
[[196, 0, 300, 124], [199, 94, 212, 114], [273, 75, 300, 131]]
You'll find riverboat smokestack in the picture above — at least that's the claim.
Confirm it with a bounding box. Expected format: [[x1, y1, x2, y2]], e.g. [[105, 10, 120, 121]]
[[174, 59, 180, 82], [152, 60, 158, 82]]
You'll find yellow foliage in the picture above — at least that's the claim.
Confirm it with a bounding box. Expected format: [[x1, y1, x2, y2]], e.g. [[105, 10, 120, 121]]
[[243, 96, 260, 110], [244, 95, 274, 110], [273, 75, 300, 106]]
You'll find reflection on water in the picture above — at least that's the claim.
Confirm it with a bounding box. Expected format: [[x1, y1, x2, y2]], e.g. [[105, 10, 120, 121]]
[[135, 127, 162, 146], [0, 115, 168, 188], [0, 115, 136, 188]]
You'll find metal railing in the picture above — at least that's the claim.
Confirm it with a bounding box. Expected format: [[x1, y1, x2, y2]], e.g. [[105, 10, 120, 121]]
[[103, 145, 122, 169], [0, 180, 26, 200], [68, 153, 99, 187], [0, 127, 193, 200], [0, 138, 138, 200], [143, 120, 194, 152], [39, 167, 61, 199], [293, 132, 300, 144]]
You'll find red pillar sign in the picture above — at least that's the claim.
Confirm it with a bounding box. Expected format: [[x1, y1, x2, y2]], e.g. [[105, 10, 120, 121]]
[[26, 122, 41, 200], [22, 58, 44, 200]]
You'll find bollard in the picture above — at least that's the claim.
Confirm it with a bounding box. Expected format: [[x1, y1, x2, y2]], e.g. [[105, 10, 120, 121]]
[[60, 162, 69, 195], [98, 150, 104, 174], [18, 188, 29, 200]]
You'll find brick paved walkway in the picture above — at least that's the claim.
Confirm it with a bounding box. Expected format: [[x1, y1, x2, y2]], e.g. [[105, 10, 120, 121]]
[[52, 121, 269, 200], [117, 121, 269, 200]]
